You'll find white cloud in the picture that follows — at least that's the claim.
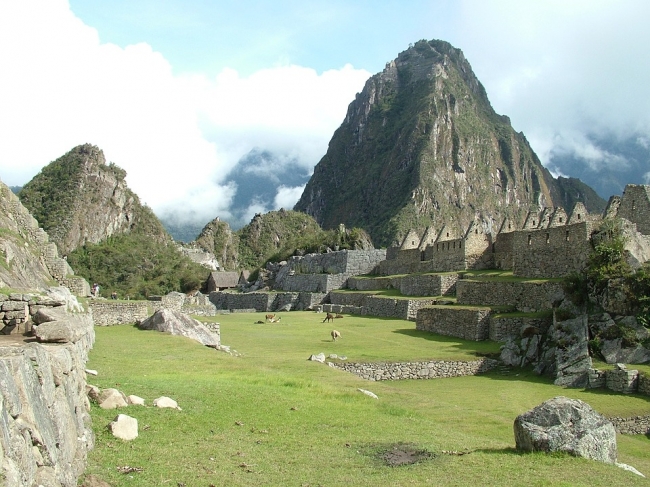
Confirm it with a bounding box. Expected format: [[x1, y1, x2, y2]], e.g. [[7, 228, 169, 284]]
[[457, 0, 650, 167], [0, 0, 370, 228], [274, 185, 306, 210]]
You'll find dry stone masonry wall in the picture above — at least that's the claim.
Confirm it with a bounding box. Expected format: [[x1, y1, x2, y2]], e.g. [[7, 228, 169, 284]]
[[456, 280, 564, 312], [329, 358, 498, 380], [417, 306, 491, 341]]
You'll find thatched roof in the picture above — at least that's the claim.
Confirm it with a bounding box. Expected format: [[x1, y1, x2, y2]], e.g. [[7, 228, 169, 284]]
[[209, 271, 240, 288]]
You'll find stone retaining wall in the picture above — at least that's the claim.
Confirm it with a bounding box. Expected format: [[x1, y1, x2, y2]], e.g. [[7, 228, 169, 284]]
[[0, 308, 94, 486], [608, 415, 650, 435], [280, 273, 348, 293], [328, 358, 498, 381], [605, 366, 640, 394], [489, 315, 552, 342], [89, 301, 150, 326], [362, 296, 437, 321], [456, 280, 564, 312], [209, 291, 326, 312], [416, 306, 491, 341]]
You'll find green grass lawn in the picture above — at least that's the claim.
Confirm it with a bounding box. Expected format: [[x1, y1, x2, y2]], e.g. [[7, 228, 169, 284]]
[[82, 312, 650, 486]]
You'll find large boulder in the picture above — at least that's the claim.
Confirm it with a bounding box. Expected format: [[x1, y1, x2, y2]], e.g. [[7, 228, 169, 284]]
[[514, 396, 617, 464], [137, 309, 220, 347]]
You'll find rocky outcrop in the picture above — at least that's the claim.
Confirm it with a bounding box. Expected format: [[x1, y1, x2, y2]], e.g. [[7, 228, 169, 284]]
[[514, 396, 617, 464], [294, 39, 604, 246], [19, 144, 169, 256], [193, 217, 239, 271], [137, 309, 220, 348]]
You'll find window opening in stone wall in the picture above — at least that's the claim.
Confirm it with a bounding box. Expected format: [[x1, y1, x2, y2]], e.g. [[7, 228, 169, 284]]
[[412, 241, 415, 246], [528, 235, 532, 245], [436, 243, 439, 251], [475, 229, 478, 234], [508, 224, 511, 230], [492, 242, 496, 253], [632, 200, 636, 210], [446, 232, 449, 237], [566, 231, 570, 242], [546, 233, 550, 244], [578, 214, 581, 220], [453, 242, 456, 249], [532, 220, 536, 226], [559, 217, 563, 223]]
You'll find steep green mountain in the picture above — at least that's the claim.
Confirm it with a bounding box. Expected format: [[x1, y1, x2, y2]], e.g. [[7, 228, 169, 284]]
[[19, 144, 168, 255], [294, 39, 605, 246], [19, 144, 207, 298], [555, 176, 607, 215]]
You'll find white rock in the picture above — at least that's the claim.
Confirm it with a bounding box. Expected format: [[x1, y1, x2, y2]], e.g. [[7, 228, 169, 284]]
[[98, 388, 128, 409], [85, 369, 98, 376], [308, 353, 326, 363], [153, 396, 181, 410], [108, 414, 138, 441], [358, 388, 378, 399], [127, 395, 145, 406]]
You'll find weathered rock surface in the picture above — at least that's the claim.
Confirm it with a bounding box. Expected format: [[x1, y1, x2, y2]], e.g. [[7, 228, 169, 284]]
[[514, 396, 617, 464], [153, 396, 181, 410], [108, 414, 138, 441], [137, 309, 220, 347], [34, 313, 93, 343], [98, 388, 128, 410]]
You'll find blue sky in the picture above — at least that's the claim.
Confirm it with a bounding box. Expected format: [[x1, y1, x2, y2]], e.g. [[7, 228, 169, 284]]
[[1, 0, 649, 228]]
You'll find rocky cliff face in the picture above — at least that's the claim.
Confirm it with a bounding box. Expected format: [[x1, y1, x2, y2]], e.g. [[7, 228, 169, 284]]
[[193, 217, 240, 271], [294, 39, 605, 246], [0, 180, 72, 290], [19, 144, 168, 255]]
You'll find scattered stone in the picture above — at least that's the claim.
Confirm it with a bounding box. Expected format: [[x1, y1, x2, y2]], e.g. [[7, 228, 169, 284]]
[[514, 396, 617, 464], [153, 396, 181, 410], [108, 414, 138, 441], [98, 388, 128, 409], [308, 353, 325, 363], [358, 388, 378, 399], [86, 384, 101, 402], [85, 368, 98, 376], [127, 395, 145, 406]]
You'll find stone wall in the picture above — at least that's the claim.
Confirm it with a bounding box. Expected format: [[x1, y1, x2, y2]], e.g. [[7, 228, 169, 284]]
[[280, 273, 348, 293], [416, 306, 491, 341], [286, 249, 386, 275], [617, 184, 650, 235], [0, 309, 94, 486], [347, 274, 458, 296], [329, 358, 498, 380], [608, 415, 650, 435], [362, 296, 437, 321], [89, 301, 151, 326], [209, 291, 326, 312], [493, 231, 514, 270], [329, 292, 367, 307], [488, 315, 552, 342], [456, 280, 564, 312], [512, 221, 594, 278], [605, 366, 639, 394]]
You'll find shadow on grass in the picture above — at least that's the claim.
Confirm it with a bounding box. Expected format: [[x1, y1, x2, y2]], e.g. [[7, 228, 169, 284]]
[[473, 447, 521, 456], [392, 328, 502, 355]]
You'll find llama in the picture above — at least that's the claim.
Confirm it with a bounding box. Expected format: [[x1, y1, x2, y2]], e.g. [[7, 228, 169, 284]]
[[331, 330, 341, 341], [322, 313, 334, 323]]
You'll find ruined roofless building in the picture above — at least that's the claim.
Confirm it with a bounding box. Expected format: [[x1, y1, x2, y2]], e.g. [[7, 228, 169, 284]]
[[384, 185, 650, 279]]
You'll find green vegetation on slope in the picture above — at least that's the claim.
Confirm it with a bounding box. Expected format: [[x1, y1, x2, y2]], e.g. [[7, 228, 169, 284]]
[[67, 231, 207, 299]]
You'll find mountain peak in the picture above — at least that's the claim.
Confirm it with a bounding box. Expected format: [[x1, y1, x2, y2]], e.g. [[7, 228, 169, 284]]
[[295, 39, 604, 246]]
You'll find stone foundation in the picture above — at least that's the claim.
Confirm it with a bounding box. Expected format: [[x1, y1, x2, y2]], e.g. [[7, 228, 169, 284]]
[[89, 301, 150, 326], [209, 291, 326, 312]]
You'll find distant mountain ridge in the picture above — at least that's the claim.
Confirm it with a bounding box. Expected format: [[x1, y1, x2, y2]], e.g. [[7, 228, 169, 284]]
[[294, 39, 606, 246]]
